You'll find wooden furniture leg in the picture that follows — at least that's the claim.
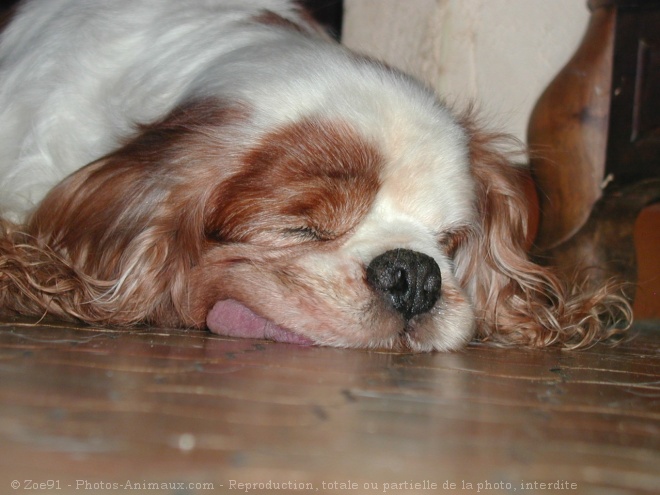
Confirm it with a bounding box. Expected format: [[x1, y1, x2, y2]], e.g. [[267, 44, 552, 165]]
[[529, 0, 660, 304]]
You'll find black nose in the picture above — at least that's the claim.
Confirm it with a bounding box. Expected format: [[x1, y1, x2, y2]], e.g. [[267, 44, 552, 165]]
[[366, 248, 442, 320]]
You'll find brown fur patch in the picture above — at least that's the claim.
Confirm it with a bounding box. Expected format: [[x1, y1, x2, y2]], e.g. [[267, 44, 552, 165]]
[[207, 118, 382, 247], [1, 98, 249, 327], [457, 111, 632, 348]]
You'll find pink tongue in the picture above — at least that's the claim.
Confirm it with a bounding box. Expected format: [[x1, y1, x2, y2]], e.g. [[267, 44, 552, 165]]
[[206, 299, 313, 345]]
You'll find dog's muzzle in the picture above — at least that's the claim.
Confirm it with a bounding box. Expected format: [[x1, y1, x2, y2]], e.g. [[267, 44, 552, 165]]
[[366, 248, 442, 320]]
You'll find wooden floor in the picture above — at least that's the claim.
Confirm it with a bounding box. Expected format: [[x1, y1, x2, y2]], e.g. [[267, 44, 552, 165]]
[[0, 317, 658, 495]]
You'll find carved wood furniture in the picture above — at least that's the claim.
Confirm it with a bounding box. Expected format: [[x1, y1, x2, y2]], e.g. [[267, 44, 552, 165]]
[[529, 0, 660, 304]]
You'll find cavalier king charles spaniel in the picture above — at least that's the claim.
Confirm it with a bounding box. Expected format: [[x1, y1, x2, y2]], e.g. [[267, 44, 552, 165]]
[[0, 0, 630, 351]]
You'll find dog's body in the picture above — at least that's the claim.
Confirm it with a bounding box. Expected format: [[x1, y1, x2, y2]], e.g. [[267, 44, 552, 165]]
[[0, 0, 630, 351]]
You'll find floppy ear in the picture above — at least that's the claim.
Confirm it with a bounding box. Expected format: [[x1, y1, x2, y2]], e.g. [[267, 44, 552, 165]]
[[454, 119, 631, 348], [0, 100, 242, 327]]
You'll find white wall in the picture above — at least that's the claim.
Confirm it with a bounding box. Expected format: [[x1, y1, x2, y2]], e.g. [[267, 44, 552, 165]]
[[343, 0, 591, 143]]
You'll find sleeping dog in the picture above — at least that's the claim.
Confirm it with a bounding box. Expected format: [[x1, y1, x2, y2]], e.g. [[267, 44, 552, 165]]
[[0, 0, 630, 351]]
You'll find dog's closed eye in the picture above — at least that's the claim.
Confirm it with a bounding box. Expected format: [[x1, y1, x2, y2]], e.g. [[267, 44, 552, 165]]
[[283, 226, 336, 242], [439, 227, 472, 258]]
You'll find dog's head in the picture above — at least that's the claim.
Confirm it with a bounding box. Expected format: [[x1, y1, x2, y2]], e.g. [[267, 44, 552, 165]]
[[196, 95, 478, 351], [25, 58, 628, 352]]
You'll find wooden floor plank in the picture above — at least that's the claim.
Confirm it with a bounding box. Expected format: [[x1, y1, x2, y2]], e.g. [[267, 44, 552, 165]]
[[0, 317, 658, 494]]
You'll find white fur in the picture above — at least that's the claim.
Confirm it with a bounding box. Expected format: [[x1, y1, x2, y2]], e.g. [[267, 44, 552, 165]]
[[0, 0, 310, 220]]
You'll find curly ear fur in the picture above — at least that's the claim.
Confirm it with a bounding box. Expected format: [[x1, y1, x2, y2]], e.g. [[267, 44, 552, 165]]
[[456, 117, 632, 348], [0, 101, 242, 327], [0, 158, 201, 327]]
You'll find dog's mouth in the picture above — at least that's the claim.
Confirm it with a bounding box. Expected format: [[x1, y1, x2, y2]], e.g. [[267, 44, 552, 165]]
[[206, 299, 315, 345]]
